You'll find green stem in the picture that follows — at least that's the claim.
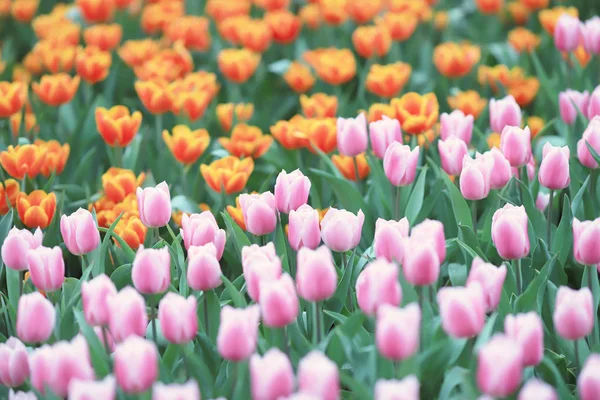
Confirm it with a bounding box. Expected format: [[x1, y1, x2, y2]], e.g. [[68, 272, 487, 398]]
[[112, 146, 123, 168], [204, 291, 210, 336], [547, 190, 554, 248], [591, 170, 598, 217], [575, 339, 581, 370], [313, 301, 322, 345], [18, 270, 22, 298], [151, 304, 158, 346], [155, 114, 163, 151], [515, 258, 522, 296], [353, 156, 362, 194], [471, 200, 477, 230], [101, 325, 112, 356], [395, 185, 401, 221]]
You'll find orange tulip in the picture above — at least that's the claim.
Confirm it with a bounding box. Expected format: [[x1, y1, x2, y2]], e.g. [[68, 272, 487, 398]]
[[35, 140, 70, 177], [11, 0, 38, 23], [10, 112, 37, 137], [366, 63, 412, 98], [218, 49, 261, 84], [95, 106, 143, 147], [218, 15, 250, 45], [92, 194, 137, 228], [388, 0, 432, 21], [165, 16, 211, 51], [265, 10, 302, 44], [238, 19, 272, 53], [299, 4, 322, 30], [179, 72, 221, 98], [433, 42, 481, 78], [487, 132, 501, 148], [375, 12, 418, 42], [113, 214, 147, 250], [205, 0, 251, 23], [320, 0, 348, 25], [527, 116, 545, 138], [352, 25, 392, 58], [475, 0, 503, 14], [539, 7, 578, 36], [270, 120, 310, 150], [478, 65, 524, 92], [76, 46, 112, 84], [332, 153, 370, 181], [84, 24, 123, 51], [447, 90, 488, 120], [304, 48, 356, 85], [134, 43, 193, 83], [140, 1, 184, 34], [76, 0, 116, 23], [284, 62, 315, 93], [0, 179, 20, 215], [219, 124, 273, 158], [216, 103, 254, 132], [115, 0, 133, 9], [16, 190, 56, 229], [119, 39, 161, 68], [417, 127, 438, 148], [134, 79, 173, 115], [32, 73, 80, 107], [200, 156, 254, 195], [227, 196, 246, 230], [23, 52, 44, 76], [569, 44, 592, 68], [12, 66, 32, 84], [506, 2, 529, 25], [391, 92, 439, 135], [0, 0, 10, 16], [300, 93, 337, 118], [346, 0, 384, 24], [519, 0, 548, 11], [170, 89, 211, 121], [0, 144, 46, 179], [433, 11, 449, 30], [254, 0, 289, 10], [163, 125, 211, 165], [0, 82, 26, 118], [32, 40, 78, 74], [366, 103, 396, 122], [507, 77, 539, 107], [102, 167, 145, 203], [508, 28, 541, 53], [33, 15, 79, 45], [305, 118, 337, 154]]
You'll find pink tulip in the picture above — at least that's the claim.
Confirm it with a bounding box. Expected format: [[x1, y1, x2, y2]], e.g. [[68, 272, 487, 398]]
[[259, 273, 299, 328], [410, 219, 446, 263], [296, 245, 337, 302], [518, 379, 557, 400], [577, 116, 600, 169], [491, 204, 530, 260], [242, 242, 279, 267], [437, 283, 486, 338], [69, 376, 116, 400], [376, 304, 420, 361], [505, 312, 544, 366], [152, 381, 200, 400], [500, 125, 531, 167], [250, 348, 295, 400], [510, 155, 536, 182], [536, 192, 550, 212], [114, 336, 158, 394], [298, 351, 340, 400], [94, 326, 115, 353], [8, 390, 37, 400], [243, 244, 282, 302], [477, 334, 523, 397], [440, 110, 474, 144], [217, 305, 260, 361], [539, 143, 570, 190], [16, 292, 55, 343], [274, 169, 311, 213], [187, 243, 222, 291], [107, 286, 148, 342], [373, 217, 409, 263], [466, 257, 507, 312], [81, 274, 117, 326], [401, 236, 440, 286], [370, 116, 402, 159], [588, 86, 600, 119], [581, 17, 600, 54], [0, 337, 29, 387], [240, 191, 277, 236], [1, 227, 43, 271], [356, 260, 402, 315], [438, 137, 469, 176], [337, 113, 368, 156], [477, 148, 512, 190], [573, 218, 600, 265], [579, 354, 600, 400], [60, 208, 100, 255], [553, 286, 594, 340], [559, 89, 589, 125], [320, 208, 364, 252], [136, 181, 171, 228], [288, 204, 321, 251], [27, 245, 65, 292], [158, 293, 198, 344], [375, 376, 419, 400], [181, 211, 226, 258], [383, 142, 419, 186], [131, 246, 170, 294], [490, 95, 521, 133], [554, 14, 582, 52], [283, 394, 320, 400], [460, 155, 493, 200]]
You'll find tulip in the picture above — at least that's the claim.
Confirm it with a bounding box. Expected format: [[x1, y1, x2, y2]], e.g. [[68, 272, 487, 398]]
[[588, 86, 600, 119], [69, 376, 116, 400], [16, 292, 55, 343], [243, 249, 282, 302], [553, 286, 594, 340], [114, 336, 158, 394], [375, 376, 419, 400], [401, 236, 440, 286], [500, 126, 531, 167], [27, 246, 65, 292], [479, 148, 512, 190], [259, 274, 299, 328], [239, 191, 277, 236], [581, 17, 600, 54], [250, 348, 295, 400], [579, 354, 600, 400], [373, 217, 409, 263], [437, 283, 486, 338], [438, 137, 469, 176], [60, 208, 100, 255], [320, 208, 364, 252], [577, 116, 600, 169], [136, 182, 171, 228], [492, 204, 530, 260], [369, 116, 402, 159], [466, 257, 507, 312], [0, 337, 29, 387], [107, 286, 148, 342], [288, 204, 321, 251], [573, 218, 600, 265], [152, 381, 200, 400], [559, 89, 589, 125], [383, 142, 419, 186], [337, 113, 368, 156], [440, 110, 474, 144], [9, 390, 38, 400], [410, 219, 446, 263], [518, 379, 557, 400], [554, 14, 581, 52], [94, 326, 115, 353], [217, 305, 261, 361], [296, 245, 337, 302], [477, 334, 523, 397], [490, 96, 521, 134], [539, 143, 570, 190], [356, 260, 402, 316], [505, 312, 544, 366], [376, 304, 420, 361], [131, 246, 170, 294], [158, 293, 198, 344], [181, 211, 226, 258], [460, 155, 493, 200], [274, 169, 311, 213], [1, 227, 43, 271], [536, 192, 550, 212], [81, 274, 117, 326], [187, 243, 222, 291], [298, 351, 340, 400]]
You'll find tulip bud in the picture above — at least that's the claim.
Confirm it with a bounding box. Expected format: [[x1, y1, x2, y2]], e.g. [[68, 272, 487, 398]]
[[274, 169, 311, 213], [240, 192, 277, 236], [131, 246, 170, 294], [107, 286, 148, 342], [1, 227, 43, 271], [477, 148, 512, 190], [158, 293, 198, 344], [553, 286, 594, 340], [243, 253, 282, 302], [27, 245, 65, 292], [356, 260, 402, 315], [296, 245, 337, 302], [375, 376, 419, 400], [114, 336, 158, 394], [579, 354, 600, 400], [573, 218, 600, 265], [581, 17, 600, 54], [376, 304, 420, 361], [490, 96, 521, 134], [136, 181, 171, 228], [152, 381, 200, 400], [466, 257, 507, 312], [437, 283, 486, 338], [578, 116, 600, 169], [337, 113, 368, 156], [187, 243, 222, 291], [16, 292, 55, 343], [460, 155, 493, 200], [438, 137, 468, 176], [559, 89, 589, 125], [401, 236, 440, 286], [60, 208, 101, 255], [217, 305, 260, 361], [554, 14, 582, 52], [539, 143, 570, 190], [491, 204, 530, 260], [500, 126, 531, 167], [536, 192, 550, 212], [505, 312, 544, 366], [0, 337, 29, 387], [181, 211, 226, 258], [588, 86, 600, 119], [69, 376, 116, 400], [383, 142, 419, 186], [477, 334, 523, 397], [320, 208, 364, 252], [518, 379, 557, 400], [259, 274, 299, 328], [410, 219, 446, 263], [298, 351, 340, 400], [288, 204, 321, 251], [440, 110, 474, 144], [81, 274, 117, 326], [373, 217, 409, 263], [250, 348, 295, 400], [369, 116, 402, 159]]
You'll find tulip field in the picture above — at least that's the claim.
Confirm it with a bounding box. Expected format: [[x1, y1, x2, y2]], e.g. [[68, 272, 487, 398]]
[[2, 0, 600, 398]]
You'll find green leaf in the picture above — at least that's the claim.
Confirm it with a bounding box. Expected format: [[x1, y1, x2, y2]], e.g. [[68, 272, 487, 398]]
[[517, 179, 546, 240], [586, 141, 600, 165], [73, 310, 110, 377], [530, 51, 558, 108], [405, 166, 428, 225], [161, 343, 181, 375], [474, 313, 499, 351], [571, 176, 589, 217], [532, 118, 556, 139], [221, 274, 247, 307], [441, 170, 473, 229], [94, 212, 126, 276], [171, 195, 202, 214], [200, 289, 220, 342], [448, 263, 467, 286], [6, 268, 19, 316], [537, 356, 576, 400], [221, 212, 251, 259], [325, 253, 354, 316], [185, 353, 215, 399], [553, 195, 572, 267], [366, 153, 393, 219], [274, 219, 290, 274], [439, 367, 470, 400], [514, 255, 557, 313], [339, 371, 372, 399], [123, 134, 143, 170], [110, 263, 132, 290]]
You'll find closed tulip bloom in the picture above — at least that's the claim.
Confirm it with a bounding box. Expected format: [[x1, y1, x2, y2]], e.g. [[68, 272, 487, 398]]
[[375, 376, 419, 400], [107, 286, 148, 342], [460, 155, 493, 200], [181, 211, 226, 258], [577, 116, 600, 169], [490, 96, 521, 134], [410, 219, 446, 264], [259, 274, 299, 328], [370, 116, 402, 159], [492, 204, 530, 260], [60, 208, 100, 255], [356, 260, 402, 315], [402, 237, 440, 286], [536, 192, 550, 212], [131, 246, 170, 294], [383, 142, 419, 186], [574, 218, 600, 265], [217, 305, 260, 361], [136, 182, 171, 228], [152, 381, 200, 400], [81, 274, 117, 326], [477, 334, 523, 397], [69, 376, 116, 400], [27, 246, 65, 292], [437, 283, 486, 338], [559, 89, 589, 125], [519, 379, 557, 400], [376, 304, 420, 361], [582, 17, 600, 54], [579, 354, 600, 400], [251, 349, 294, 400], [440, 110, 474, 144], [114, 336, 158, 394], [240, 191, 277, 236], [553, 286, 594, 340], [588, 86, 600, 119], [337, 113, 368, 156], [500, 126, 531, 167], [158, 293, 197, 344], [477, 148, 512, 189], [373, 217, 409, 263], [298, 351, 340, 400], [16, 292, 55, 343], [187, 243, 222, 291], [288, 204, 321, 251], [320, 208, 364, 252], [296, 245, 337, 302], [1, 227, 43, 271], [0, 337, 29, 387], [438, 137, 469, 176], [554, 14, 581, 52], [274, 169, 311, 213], [504, 312, 544, 366], [242, 244, 282, 302], [539, 143, 570, 190], [466, 257, 506, 312]]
